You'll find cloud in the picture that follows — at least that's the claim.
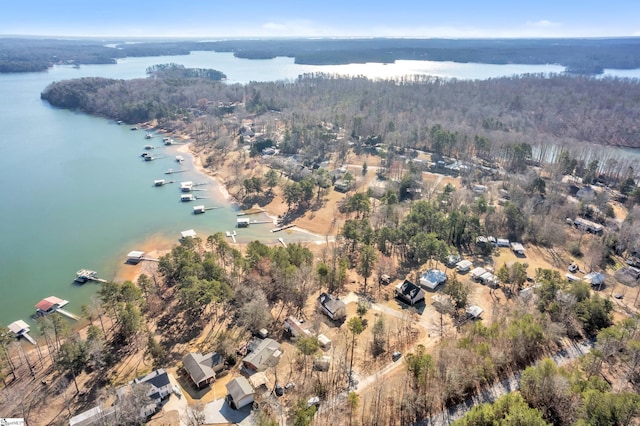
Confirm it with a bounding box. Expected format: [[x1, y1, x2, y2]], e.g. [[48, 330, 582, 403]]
[[526, 19, 562, 28]]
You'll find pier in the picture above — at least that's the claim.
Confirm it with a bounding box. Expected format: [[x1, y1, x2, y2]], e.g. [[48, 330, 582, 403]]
[[278, 237, 287, 248], [56, 308, 80, 321], [225, 231, 237, 243], [270, 223, 296, 233], [154, 179, 174, 186], [34, 296, 79, 320], [193, 205, 220, 214], [165, 169, 188, 175]]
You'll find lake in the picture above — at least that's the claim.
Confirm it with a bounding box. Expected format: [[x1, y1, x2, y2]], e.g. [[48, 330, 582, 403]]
[[0, 50, 636, 328]]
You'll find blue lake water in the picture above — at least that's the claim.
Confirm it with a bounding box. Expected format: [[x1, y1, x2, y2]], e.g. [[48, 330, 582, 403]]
[[0, 50, 637, 328]]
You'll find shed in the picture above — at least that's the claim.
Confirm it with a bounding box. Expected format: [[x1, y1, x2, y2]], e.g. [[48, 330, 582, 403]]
[[317, 334, 332, 350], [226, 377, 254, 410], [466, 305, 484, 319], [456, 260, 473, 273], [419, 269, 447, 290], [395, 279, 425, 305]]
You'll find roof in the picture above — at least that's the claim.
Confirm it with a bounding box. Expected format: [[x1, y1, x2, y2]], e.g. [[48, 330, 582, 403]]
[[132, 368, 171, 395], [69, 405, 116, 426], [181, 229, 197, 238], [510, 242, 525, 252], [35, 296, 64, 311], [318, 334, 331, 346], [226, 376, 254, 401], [419, 269, 447, 289], [470, 267, 487, 278], [584, 272, 605, 285], [318, 293, 346, 316], [127, 250, 145, 258], [8, 320, 29, 334], [243, 338, 282, 371], [456, 259, 473, 268], [248, 372, 269, 388], [182, 352, 223, 386], [395, 279, 424, 300], [466, 305, 484, 318], [237, 217, 251, 223]]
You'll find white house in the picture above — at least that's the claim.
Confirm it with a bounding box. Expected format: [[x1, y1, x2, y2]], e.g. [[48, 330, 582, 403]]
[[395, 280, 425, 305]]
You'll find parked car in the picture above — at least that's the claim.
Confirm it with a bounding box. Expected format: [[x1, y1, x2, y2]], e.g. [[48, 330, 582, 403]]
[[568, 263, 579, 273], [172, 385, 182, 398], [285, 382, 296, 392], [392, 351, 402, 361]]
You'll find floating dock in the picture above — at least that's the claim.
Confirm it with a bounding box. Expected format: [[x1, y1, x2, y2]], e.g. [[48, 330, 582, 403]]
[[75, 269, 107, 283], [154, 179, 174, 186], [193, 205, 220, 214], [165, 169, 188, 175], [225, 231, 237, 243], [126, 251, 159, 263], [8, 320, 36, 345]]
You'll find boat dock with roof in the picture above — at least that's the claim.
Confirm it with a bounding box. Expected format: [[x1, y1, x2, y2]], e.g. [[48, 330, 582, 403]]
[[34, 296, 79, 320], [8, 320, 36, 345]]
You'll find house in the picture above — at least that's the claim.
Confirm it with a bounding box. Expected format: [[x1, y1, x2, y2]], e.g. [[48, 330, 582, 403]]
[[510, 242, 526, 256], [117, 368, 172, 419], [395, 279, 425, 305], [242, 338, 282, 372], [284, 316, 313, 338], [576, 186, 596, 201], [69, 405, 116, 426], [584, 272, 606, 288], [455, 259, 473, 273], [470, 267, 487, 281], [574, 217, 604, 235], [419, 269, 447, 290], [314, 355, 331, 371], [317, 293, 347, 321], [226, 377, 255, 410], [182, 352, 224, 389]]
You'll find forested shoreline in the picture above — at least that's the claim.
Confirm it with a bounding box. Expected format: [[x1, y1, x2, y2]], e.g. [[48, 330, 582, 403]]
[[4, 37, 640, 74], [42, 71, 640, 149]]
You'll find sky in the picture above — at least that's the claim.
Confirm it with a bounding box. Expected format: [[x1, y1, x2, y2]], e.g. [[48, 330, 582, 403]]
[[2, 0, 639, 39]]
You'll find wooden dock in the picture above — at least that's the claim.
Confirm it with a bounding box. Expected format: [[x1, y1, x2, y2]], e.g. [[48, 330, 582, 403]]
[[56, 308, 80, 321], [271, 224, 295, 233], [165, 169, 188, 175]]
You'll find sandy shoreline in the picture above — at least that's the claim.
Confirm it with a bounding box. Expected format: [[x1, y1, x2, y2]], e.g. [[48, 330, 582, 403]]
[[113, 126, 332, 283]]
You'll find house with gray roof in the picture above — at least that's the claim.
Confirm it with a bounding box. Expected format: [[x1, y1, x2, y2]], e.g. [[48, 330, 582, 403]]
[[242, 338, 282, 372], [182, 351, 224, 389], [317, 292, 347, 321]]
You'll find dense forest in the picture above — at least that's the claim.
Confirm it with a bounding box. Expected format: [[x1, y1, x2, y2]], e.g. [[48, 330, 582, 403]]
[[4, 37, 640, 74], [42, 71, 640, 149]]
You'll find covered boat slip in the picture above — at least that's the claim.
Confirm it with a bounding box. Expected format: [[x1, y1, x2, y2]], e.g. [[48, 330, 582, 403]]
[[8, 319, 36, 344]]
